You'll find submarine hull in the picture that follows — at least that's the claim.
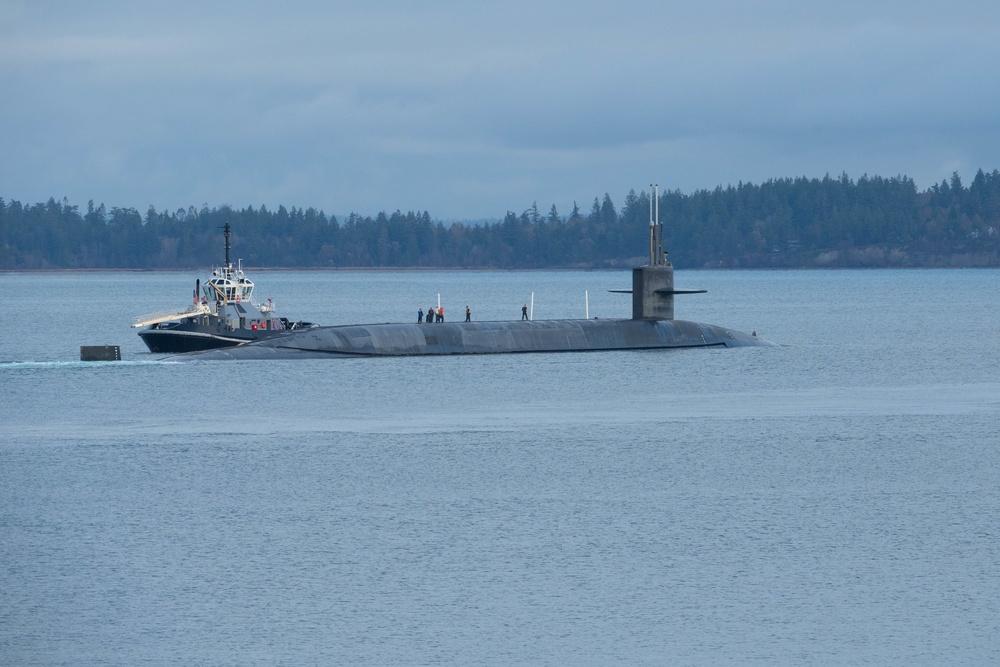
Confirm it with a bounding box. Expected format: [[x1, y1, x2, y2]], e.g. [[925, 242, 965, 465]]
[[176, 318, 772, 361]]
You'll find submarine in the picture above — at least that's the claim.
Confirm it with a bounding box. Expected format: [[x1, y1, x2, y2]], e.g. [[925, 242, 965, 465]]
[[178, 185, 772, 361]]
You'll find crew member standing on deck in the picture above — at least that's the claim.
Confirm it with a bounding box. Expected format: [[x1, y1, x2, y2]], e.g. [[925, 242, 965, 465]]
[[521, 304, 528, 320], [438, 306, 444, 322], [418, 308, 424, 323], [429, 306, 436, 323], [465, 306, 471, 322]]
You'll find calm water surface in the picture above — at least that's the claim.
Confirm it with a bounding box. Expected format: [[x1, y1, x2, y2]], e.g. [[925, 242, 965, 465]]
[[1, 269, 998, 665]]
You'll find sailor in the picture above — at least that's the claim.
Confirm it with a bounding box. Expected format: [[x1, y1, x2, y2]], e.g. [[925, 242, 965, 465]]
[[465, 306, 471, 322], [521, 304, 528, 320], [438, 306, 444, 322], [429, 306, 436, 323], [418, 308, 424, 323]]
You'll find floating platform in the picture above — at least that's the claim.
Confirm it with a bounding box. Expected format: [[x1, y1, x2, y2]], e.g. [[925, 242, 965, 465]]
[[81, 345, 122, 361]]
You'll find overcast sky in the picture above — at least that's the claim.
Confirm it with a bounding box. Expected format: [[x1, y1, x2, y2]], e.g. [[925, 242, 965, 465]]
[[3, 0, 999, 220]]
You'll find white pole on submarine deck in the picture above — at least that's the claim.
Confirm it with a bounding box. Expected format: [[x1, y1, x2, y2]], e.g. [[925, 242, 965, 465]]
[[585, 290, 589, 319], [437, 293, 440, 309], [530, 292, 534, 321]]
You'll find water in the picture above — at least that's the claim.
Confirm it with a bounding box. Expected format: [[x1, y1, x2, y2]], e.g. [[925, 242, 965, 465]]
[[1, 268, 998, 665]]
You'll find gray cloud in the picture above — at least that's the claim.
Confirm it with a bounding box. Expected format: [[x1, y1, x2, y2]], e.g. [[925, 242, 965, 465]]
[[2, 0, 999, 218]]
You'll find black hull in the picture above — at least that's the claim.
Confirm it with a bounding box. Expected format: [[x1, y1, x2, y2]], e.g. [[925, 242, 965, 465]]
[[139, 325, 284, 353]]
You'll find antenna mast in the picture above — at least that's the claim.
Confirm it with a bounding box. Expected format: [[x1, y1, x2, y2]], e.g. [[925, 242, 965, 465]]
[[656, 184, 664, 265], [649, 184, 656, 265], [649, 184, 665, 266], [222, 222, 231, 268]]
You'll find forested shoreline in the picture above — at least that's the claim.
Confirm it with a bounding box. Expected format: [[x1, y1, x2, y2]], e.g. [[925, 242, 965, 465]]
[[4, 170, 1000, 270]]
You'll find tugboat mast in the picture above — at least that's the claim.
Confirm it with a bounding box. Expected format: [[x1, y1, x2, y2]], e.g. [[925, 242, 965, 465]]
[[222, 222, 232, 268]]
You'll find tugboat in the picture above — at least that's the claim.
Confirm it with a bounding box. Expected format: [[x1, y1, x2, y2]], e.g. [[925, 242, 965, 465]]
[[133, 223, 316, 353]]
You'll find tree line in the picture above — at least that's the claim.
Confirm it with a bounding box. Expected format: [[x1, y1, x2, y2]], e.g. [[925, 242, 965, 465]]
[[3, 169, 1000, 270]]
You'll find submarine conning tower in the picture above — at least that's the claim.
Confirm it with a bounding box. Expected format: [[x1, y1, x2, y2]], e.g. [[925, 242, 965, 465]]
[[630, 183, 700, 321], [632, 264, 675, 320]]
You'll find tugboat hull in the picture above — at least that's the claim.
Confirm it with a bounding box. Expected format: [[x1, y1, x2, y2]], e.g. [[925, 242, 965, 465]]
[[138, 326, 257, 353], [138, 320, 312, 353]]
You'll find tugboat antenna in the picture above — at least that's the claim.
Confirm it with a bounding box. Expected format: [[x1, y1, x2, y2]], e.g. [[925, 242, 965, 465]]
[[221, 222, 232, 268]]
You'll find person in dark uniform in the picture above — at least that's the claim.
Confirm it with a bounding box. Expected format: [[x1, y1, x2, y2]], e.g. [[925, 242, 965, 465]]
[[429, 306, 436, 323], [521, 304, 528, 320], [418, 308, 424, 323], [465, 306, 471, 322]]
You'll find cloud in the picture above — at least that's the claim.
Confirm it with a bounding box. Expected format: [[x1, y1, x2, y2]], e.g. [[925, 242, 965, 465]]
[[2, 0, 1000, 218]]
